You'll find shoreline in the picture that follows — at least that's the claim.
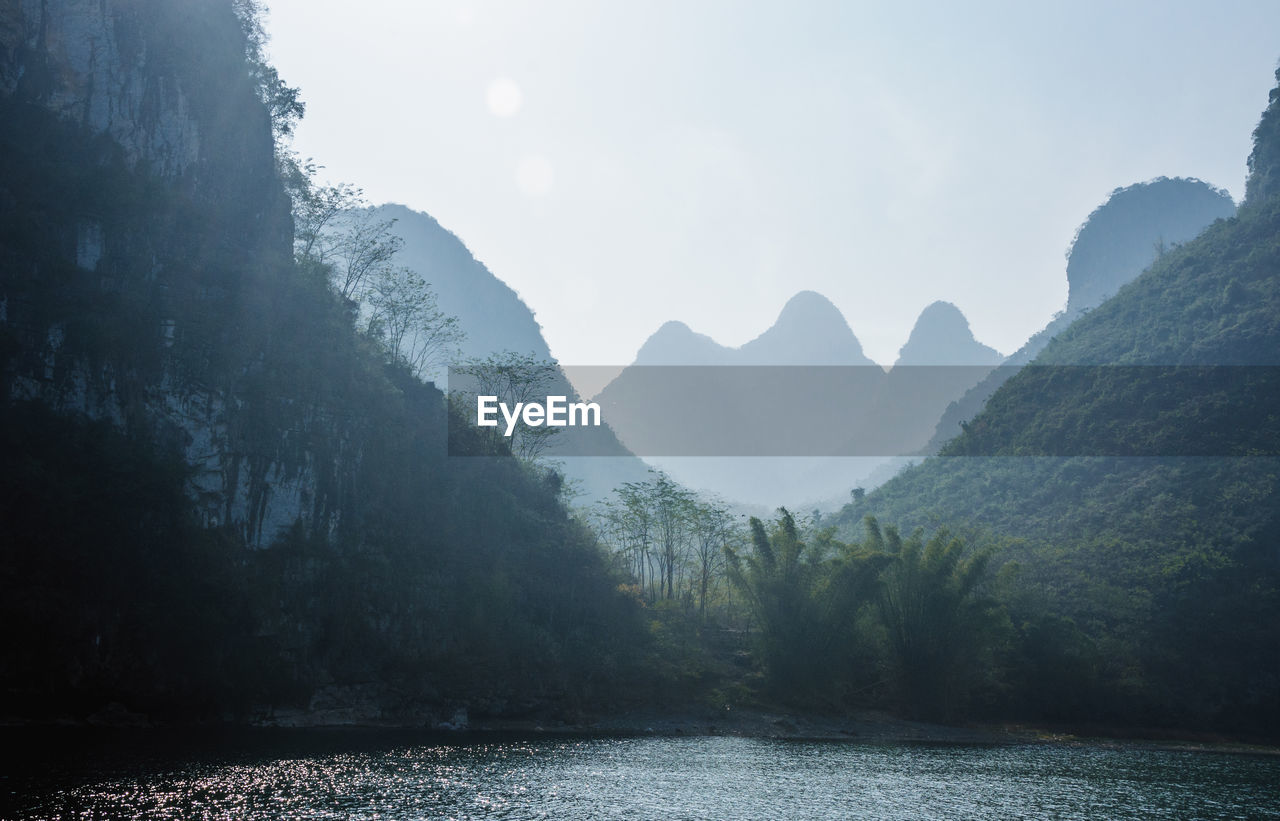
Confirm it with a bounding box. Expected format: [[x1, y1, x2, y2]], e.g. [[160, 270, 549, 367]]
[[4, 707, 1277, 757]]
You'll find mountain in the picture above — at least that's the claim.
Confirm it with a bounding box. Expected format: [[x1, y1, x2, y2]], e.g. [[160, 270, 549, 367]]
[[633, 320, 733, 365], [633, 290, 876, 366], [894, 301, 1002, 368], [830, 68, 1280, 733], [738, 290, 878, 366], [1248, 64, 1280, 203], [1065, 177, 1238, 313], [372, 203, 553, 363], [0, 0, 644, 723], [595, 293, 997, 507], [924, 177, 1237, 453], [371, 203, 648, 502]]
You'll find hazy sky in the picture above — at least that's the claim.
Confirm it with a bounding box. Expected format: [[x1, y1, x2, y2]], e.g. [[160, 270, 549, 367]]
[[264, 0, 1280, 367]]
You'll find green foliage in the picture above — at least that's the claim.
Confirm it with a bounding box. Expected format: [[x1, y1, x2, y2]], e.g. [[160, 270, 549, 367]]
[[594, 472, 746, 625], [0, 5, 646, 724], [1246, 64, 1280, 205], [452, 351, 563, 461], [826, 171, 1280, 735], [723, 510, 887, 702], [233, 0, 305, 144], [863, 518, 1007, 719], [724, 510, 831, 697]]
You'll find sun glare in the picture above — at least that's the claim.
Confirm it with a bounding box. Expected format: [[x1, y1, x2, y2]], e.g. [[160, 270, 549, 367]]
[[486, 77, 523, 118]]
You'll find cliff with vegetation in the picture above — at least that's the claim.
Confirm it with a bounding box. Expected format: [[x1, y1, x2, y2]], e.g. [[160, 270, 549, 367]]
[[829, 78, 1280, 735], [924, 177, 1236, 454], [0, 0, 642, 724]]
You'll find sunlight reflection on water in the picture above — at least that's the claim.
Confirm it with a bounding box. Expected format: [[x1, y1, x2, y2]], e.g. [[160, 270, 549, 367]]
[[8, 735, 1280, 820]]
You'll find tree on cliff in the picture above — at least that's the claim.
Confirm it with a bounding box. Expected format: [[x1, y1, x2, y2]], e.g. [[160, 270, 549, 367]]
[[452, 351, 562, 461], [1246, 63, 1280, 204], [364, 265, 464, 381], [281, 156, 463, 378], [233, 0, 304, 144]]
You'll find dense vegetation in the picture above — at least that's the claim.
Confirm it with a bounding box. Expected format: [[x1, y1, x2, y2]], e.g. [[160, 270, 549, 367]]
[[821, 72, 1280, 737], [0, 0, 644, 724], [585, 66, 1280, 738], [2, 0, 1277, 742]]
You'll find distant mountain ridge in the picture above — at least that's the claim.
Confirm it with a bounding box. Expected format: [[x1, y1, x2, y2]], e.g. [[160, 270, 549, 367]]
[[633, 290, 877, 367], [893, 301, 1003, 368], [1065, 177, 1237, 314], [597, 292, 1002, 507]]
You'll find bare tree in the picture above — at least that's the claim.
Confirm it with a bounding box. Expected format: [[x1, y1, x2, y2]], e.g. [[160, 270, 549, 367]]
[[690, 499, 735, 620], [280, 156, 402, 302], [597, 489, 655, 594], [453, 352, 562, 462], [649, 472, 694, 602], [284, 158, 365, 268], [329, 208, 404, 302], [365, 266, 464, 381]]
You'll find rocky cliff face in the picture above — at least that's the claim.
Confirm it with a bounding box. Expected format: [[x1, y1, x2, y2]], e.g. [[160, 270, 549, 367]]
[[0, 1, 653, 723], [0, 0, 309, 546], [2, 0, 199, 175], [1246, 64, 1280, 205]]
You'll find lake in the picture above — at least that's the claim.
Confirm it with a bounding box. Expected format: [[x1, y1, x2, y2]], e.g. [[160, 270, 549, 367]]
[[4, 731, 1279, 819]]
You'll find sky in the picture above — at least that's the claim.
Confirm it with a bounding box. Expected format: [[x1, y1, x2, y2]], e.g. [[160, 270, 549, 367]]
[[263, 0, 1280, 368]]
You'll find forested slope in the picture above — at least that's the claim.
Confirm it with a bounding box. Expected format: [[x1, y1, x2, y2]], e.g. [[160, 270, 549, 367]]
[[0, 0, 644, 725], [831, 67, 1280, 734]]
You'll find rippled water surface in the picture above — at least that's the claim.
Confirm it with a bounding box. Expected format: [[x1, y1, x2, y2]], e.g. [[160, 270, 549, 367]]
[[4, 731, 1279, 819]]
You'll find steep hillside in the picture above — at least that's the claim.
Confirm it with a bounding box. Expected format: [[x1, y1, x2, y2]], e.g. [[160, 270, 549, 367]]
[[373, 203, 649, 503], [374, 203, 552, 363], [830, 101, 1280, 732], [0, 0, 644, 723], [1065, 178, 1236, 314], [925, 177, 1237, 454], [1245, 64, 1280, 206]]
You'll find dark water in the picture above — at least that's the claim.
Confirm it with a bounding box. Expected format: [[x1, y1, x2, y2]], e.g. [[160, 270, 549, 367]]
[[4, 731, 1279, 819]]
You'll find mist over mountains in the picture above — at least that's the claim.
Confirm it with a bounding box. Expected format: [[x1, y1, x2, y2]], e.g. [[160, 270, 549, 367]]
[[590, 292, 1004, 507], [631, 290, 1000, 370], [372, 203, 647, 502], [894, 301, 1002, 368], [925, 177, 1237, 453], [2, 0, 1277, 747], [372, 203, 552, 364], [635, 291, 877, 367], [360, 174, 1234, 514], [368, 203, 1010, 507]]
